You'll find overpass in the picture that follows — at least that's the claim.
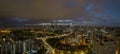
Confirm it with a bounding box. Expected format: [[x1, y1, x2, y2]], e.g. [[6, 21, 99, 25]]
[[37, 32, 73, 54]]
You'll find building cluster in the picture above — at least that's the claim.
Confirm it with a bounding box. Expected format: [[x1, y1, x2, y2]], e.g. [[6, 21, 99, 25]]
[[0, 25, 119, 54]]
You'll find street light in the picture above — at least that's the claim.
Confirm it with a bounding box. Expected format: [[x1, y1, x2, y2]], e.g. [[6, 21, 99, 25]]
[[81, 52, 84, 54], [80, 51, 85, 54]]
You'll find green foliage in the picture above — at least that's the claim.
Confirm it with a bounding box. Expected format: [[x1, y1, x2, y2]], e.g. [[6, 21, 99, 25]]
[[10, 30, 35, 40], [53, 29, 64, 35]]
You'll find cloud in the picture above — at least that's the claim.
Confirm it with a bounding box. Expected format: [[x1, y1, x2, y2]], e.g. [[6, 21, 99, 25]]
[[0, 0, 89, 19], [0, 0, 120, 26]]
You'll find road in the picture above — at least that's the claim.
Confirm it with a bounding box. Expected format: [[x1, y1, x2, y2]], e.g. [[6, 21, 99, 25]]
[[38, 32, 73, 54]]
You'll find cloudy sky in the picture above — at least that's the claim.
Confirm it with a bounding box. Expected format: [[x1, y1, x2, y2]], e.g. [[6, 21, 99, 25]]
[[0, 0, 120, 26]]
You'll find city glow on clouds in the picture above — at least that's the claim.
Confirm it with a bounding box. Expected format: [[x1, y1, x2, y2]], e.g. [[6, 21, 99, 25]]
[[0, 0, 120, 26]]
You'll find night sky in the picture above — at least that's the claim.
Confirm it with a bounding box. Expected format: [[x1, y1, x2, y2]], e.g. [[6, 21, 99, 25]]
[[0, 0, 120, 26]]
